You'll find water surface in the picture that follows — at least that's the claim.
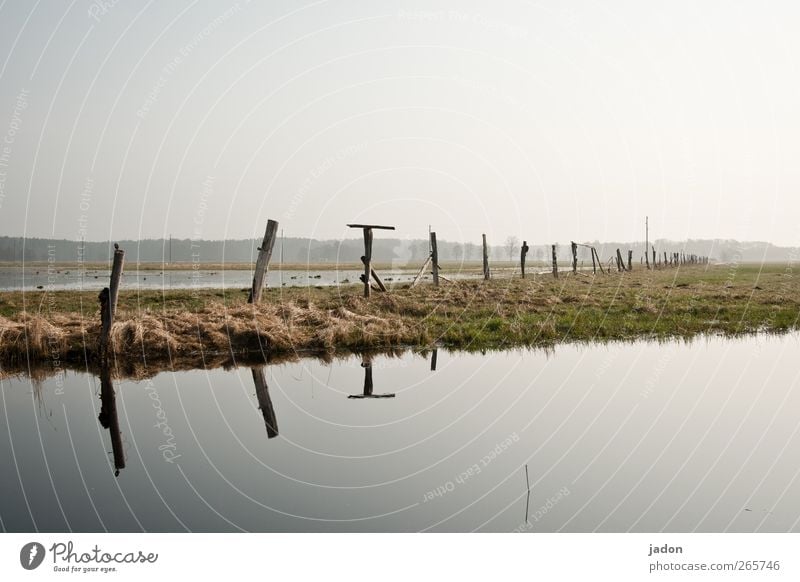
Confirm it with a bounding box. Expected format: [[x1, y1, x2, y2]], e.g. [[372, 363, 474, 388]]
[[2, 333, 799, 532]]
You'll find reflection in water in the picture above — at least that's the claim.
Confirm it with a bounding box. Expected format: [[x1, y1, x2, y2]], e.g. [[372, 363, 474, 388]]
[[97, 365, 125, 477], [252, 367, 279, 438], [347, 355, 395, 399], [524, 464, 530, 524], [430, 348, 438, 371], [6, 334, 800, 533]]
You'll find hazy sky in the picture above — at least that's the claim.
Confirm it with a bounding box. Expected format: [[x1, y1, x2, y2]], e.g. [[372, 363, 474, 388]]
[[0, 0, 798, 245]]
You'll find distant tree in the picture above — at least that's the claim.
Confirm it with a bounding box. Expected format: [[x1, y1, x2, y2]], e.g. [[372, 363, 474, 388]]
[[505, 236, 519, 262]]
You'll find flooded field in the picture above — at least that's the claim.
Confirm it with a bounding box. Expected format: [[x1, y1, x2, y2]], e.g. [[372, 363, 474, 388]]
[[2, 332, 800, 532], [0, 263, 559, 291]]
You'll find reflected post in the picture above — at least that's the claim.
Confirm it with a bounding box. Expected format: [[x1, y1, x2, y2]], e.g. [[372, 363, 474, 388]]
[[348, 355, 395, 399], [98, 364, 125, 477], [252, 367, 279, 439]]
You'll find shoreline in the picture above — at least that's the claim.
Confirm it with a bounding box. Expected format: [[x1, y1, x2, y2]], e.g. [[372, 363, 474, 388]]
[[1, 264, 797, 372]]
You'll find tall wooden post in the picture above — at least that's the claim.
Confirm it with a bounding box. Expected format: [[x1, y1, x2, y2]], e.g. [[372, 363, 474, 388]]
[[551, 244, 558, 279], [430, 231, 439, 287], [248, 219, 279, 303], [362, 228, 373, 297], [628, 250, 633, 271], [347, 224, 395, 298], [616, 249, 625, 272], [98, 244, 125, 361], [591, 247, 597, 274], [571, 241, 578, 274], [98, 288, 111, 361], [482, 234, 490, 280], [109, 244, 124, 320], [520, 240, 529, 278]]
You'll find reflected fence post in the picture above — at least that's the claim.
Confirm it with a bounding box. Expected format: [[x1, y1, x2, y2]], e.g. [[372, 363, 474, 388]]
[[98, 364, 125, 477], [251, 367, 279, 439], [348, 354, 395, 399]]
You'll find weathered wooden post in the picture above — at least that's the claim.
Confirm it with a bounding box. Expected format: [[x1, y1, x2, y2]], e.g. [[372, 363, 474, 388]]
[[98, 363, 125, 476], [628, 250, 633, 271], [482, 234, 490, 280], [360, 256, 387, 292], [248, 219, 279, 303], [592, 247, 605, 274], [664, 251, 668, 267], [347, 224, 395, 297], [430, 231, 439, 286], [571, 241, 578, 273], [430, 348, 438, 371], [98, 244, 125, 359], [362, 227, 372, 297], [252, 367, 278, 438], [616, 249, 625, 272], [109, 244, 124, 320], [520, 240, 529, 278], [551, 244, 558, 279], [98, 288, 111, 359], [590, 246, 597, 274]]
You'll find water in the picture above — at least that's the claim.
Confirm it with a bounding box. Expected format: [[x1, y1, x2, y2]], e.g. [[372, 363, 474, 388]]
[[2, 333, 800, 532], [0, 266, 414, 291], [0, 265, 560, 291]]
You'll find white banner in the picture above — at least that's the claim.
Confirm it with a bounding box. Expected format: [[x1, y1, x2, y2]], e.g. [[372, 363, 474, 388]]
[[0, 533, 796, 581]]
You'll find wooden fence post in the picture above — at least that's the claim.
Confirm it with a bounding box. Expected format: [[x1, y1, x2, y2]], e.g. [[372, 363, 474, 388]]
[[109, 244, 124, 320], [591, 246, 597, 274], [482, 234, 490, 280], [520, 240, 529, 278], [98, 288, 111, 361], [248, 219, 279, 303], [362, 228, 373, 297], [98, 244, 125, 361], [628, 250, 633, 271], [571, 241, 578, 273], [616, 249, 625, 272], [347, 224, 395, 297], [430, 231, 439, 286], [551, 244, 558, 279]]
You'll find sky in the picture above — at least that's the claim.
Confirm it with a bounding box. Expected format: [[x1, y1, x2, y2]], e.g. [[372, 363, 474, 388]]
[[0, 0, 798, 245]]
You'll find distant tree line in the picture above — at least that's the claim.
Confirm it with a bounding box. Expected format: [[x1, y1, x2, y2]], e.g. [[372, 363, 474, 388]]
[[0, 236, 795, 264]]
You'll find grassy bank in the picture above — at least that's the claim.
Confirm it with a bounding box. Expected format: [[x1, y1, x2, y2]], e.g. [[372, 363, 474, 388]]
[[1, 263, 797, 371]]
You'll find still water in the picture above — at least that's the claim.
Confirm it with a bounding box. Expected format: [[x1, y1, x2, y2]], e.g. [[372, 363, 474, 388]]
[[0, 267, 401, 291], [2, 333, 800, 532]]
